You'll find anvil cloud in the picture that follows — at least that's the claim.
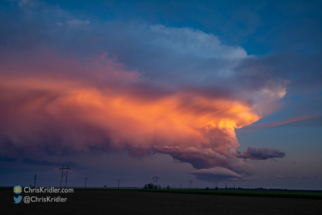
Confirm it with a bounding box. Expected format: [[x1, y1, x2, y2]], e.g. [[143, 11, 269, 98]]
[[0, 1, 288, 179]]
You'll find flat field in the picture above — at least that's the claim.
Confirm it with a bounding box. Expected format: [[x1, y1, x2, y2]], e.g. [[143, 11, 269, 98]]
[[1, 188, 321, 215]]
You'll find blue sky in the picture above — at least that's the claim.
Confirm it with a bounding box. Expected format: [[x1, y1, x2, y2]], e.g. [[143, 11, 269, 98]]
[[0, 0, 321, 189]]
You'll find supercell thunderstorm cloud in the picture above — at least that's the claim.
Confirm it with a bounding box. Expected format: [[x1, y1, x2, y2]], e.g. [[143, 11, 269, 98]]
[[0, 1, 290, 181]]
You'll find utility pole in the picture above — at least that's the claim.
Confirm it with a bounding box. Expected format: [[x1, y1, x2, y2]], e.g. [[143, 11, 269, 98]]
[[152, 176, 159, 186], [189, 180, 193, 189], [60, 166, 71, 188], [85, 177, 87, 189], [118, 179, 120, 189], [34, 174, 37, 188]]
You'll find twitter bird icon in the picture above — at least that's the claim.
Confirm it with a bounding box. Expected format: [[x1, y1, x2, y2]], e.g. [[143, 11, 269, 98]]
[[14, 196, 22, 204]]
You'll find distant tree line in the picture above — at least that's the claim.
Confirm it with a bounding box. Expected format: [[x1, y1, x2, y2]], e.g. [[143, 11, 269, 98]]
[[143, 183, 161, 189], [205, 186, 218, 190]]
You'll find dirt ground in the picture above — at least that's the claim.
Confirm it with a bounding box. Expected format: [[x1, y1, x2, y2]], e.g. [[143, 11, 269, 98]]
[[1, 189, 321, 215]]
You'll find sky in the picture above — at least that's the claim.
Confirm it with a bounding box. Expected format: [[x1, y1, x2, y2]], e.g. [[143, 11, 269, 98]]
[[0, 0, 321, 190]]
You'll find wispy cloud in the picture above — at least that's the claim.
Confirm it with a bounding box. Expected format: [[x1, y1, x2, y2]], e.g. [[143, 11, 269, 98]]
[[189, 167, 243, 182], [275, 175, 296, 179], [302, 176, 318, 180], [240, 115, 322, 130], [235, 147, 285, 160], [67, 19, 90, 26]]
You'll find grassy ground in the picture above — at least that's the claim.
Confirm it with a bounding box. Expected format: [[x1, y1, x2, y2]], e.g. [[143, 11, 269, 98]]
[[141, 188, 322, 199], [3, 186, 322, 199], [2, 188, 322, 215]]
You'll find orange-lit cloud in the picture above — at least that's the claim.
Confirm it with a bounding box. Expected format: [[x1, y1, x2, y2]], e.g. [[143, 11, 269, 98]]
[[0, 62, 263, 175]]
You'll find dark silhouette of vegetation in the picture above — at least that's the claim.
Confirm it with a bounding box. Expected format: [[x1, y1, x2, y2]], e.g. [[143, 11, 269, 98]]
[[141, 189, 322, 199], [143, 183, 161, 189]]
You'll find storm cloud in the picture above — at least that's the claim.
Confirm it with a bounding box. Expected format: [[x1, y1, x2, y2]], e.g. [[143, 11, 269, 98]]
[[0, 1, 292, 178], [235, 147, 285, 160]]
